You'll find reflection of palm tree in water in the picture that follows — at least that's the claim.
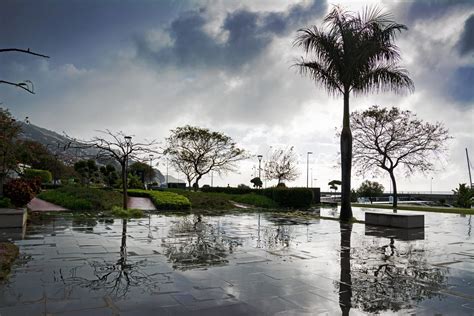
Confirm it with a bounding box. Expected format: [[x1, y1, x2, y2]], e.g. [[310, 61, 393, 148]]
[[339, 222, 352, 316]]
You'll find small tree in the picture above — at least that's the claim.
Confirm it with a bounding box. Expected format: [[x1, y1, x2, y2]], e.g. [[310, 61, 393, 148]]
[[250, 177, 263, 188], [129, 161, 155, 184], [0, 108, 22, 197], [356, 180, 384, 203], [328, 180, 342, 192], [351, 106, 450, 207], [100, 165, 119, 188], [70, 130, 159, 209], [74, 159, 99, 186], [452, 183, 473, 208], [264, 147, 299, 185], [164, 126, 246, 190]]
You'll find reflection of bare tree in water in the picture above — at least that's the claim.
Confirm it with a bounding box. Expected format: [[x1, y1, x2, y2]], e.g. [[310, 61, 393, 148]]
[[345, 233, 446, 314], [162, 215, 241, 270], [58, 219, 163, 299]]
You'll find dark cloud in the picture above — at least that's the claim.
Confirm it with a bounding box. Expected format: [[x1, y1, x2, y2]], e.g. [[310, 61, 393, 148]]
[[448, 66, 474, 104], [401, 0, 474, 21], [0, 0, 188, 67], [457, 14, 474, 56], [136, 1, 327, 69]]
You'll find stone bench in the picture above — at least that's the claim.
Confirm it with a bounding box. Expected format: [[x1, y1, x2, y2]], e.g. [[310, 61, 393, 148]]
[[365, 212, 424, 228], [0, 208, 27, 228]]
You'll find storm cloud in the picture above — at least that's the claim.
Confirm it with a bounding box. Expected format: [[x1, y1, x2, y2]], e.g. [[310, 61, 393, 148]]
[[135, 0, 326, 69], [457, 14, 474, 56]]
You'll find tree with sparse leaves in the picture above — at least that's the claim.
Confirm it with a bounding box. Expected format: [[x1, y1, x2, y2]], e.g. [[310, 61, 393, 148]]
[[295, 6, 413, 220], [164, 126, 246, 190], [264, 147, 300, 185], [69, 130, 159, 209], [351, 106, 449, 208]]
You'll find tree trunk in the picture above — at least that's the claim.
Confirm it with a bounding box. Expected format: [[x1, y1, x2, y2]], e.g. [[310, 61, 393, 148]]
[[340, 90, 353, 221], [389, 170, 398, 209], [122, 163, 128, 210], [193, 175, 202, 192], [0, 175, 4, 197], [339, 222, 352, 315]]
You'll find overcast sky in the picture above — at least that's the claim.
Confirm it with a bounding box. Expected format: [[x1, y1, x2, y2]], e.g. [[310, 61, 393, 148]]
[[1, 0, 473, 192]]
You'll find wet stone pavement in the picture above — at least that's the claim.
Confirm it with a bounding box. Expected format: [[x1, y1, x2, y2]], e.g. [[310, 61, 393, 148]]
[[0, 207, 473, 315]]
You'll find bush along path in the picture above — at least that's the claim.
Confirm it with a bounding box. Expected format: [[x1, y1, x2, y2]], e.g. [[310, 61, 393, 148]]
[[127, 189, 191, 211]]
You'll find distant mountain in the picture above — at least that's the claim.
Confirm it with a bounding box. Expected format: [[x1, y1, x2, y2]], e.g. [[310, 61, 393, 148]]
[[18, 121, 72, 152], [17, 122, 183, 184]]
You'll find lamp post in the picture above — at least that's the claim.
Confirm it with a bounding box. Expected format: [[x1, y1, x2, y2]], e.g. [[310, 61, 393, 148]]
[[307, 151, 313, 188], [124, 136, 132, 209], [149, 154, 154, 189], [430, 177, 434, 194], [257, 155, 263, 180]]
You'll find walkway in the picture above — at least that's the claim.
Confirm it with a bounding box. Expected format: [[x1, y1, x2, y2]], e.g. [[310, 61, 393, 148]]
[[27, 197, 67, 212], [127, 196, 157, 211]]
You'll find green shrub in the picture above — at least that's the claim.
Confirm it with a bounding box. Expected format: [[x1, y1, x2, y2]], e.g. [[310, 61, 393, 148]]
[[38, 186, 122, 210], [4, 179, 35, 207], [0, 197, 12, 208], [128, 189, 191, 210], [167, 189, 234, 210], [258, 188, 313, 208], [23, 169, 52, 183]]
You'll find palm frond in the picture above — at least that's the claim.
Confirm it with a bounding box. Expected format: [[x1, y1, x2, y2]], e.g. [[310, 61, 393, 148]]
[[353, 65, 414, 95], [294, 58, 343, 95]]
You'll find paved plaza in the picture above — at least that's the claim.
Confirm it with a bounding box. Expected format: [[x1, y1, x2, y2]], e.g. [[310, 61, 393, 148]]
[[0, 207, 473, 315]]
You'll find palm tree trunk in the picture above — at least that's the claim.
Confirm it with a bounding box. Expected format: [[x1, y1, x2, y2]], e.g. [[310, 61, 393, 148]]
[[389, 170, 398, 209], [340, 90, 353, 220]]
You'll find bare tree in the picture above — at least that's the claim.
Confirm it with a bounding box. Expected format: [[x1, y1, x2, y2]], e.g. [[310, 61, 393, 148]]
[[264, 147, 300, 185], [0, 48, 49, 94], [163, 125, 246, 190], [70, 130, 159, 209], [351, 106, 450, 207]]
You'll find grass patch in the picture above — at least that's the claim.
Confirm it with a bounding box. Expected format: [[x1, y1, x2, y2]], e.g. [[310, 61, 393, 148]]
[[352, 203, 474, 215], [0, 242, 19, 280], [128, 189, 191, 210], [38, 186, 122, 211], [110, 206, 144, 218]]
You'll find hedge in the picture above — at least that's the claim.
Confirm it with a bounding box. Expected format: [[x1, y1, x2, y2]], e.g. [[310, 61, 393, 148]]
[[258, 188, 313, 208], [127, 189, 191, 210], [24, 168, 52, 183], [201, 186, 254, 195]]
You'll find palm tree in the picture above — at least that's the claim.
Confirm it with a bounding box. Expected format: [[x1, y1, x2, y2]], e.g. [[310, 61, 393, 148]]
[[295, 6, 414, 220]]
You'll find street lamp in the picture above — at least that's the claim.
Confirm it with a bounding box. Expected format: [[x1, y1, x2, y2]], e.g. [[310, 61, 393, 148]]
[[149, 154, 154, 189], [307, 151, 313, 188], [124, 136, 132, 209], [430, 177, 434, 194], [257, 155, 263, 180]]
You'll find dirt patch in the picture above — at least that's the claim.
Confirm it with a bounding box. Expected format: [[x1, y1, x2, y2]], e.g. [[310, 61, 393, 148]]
[[0, 242, 19, 280]]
